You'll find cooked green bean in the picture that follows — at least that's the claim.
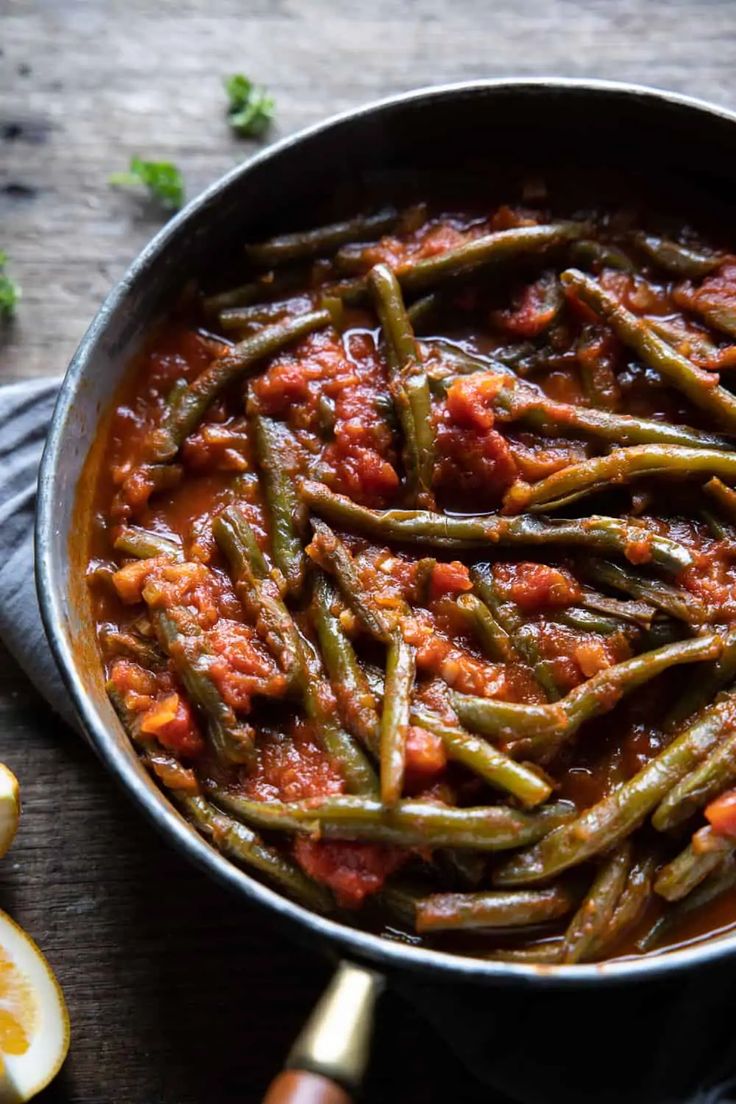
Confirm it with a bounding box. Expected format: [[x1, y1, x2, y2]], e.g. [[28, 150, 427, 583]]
[[295, 627, 378, 795], [638, 857, 736, 951], [665, 633, 736, 729], [494, 688, 736, 884], [177, 794, 333, 912], [654, 826, 734, 902], [208, 790, 575, 850], [415, 886, 574, 933], [452, 633, 722, 748], [369, 264, 434, 504], [153, 310, 331, 461], [568, 240, 635, 272], [576, 558, 706, 625], [151, 607, 256, 766], [202, 269, 304, 314], [411, 709, 552, 807], [380, 633, 416, 804], [397, 222, 589, 295], [562, 843, 632, 963], [114, 527, 182, 560], [213, 506, 305, 683], [456, 592, 515, 663], [252, 414, 307, 597], [308, 518, 394, 642], [560, 269, 736, 434], [589, 850, 658, 959], [653, 728, 736, 831], [505, 445, 736, 515], [468, 564, 559, 699], [245, 208, 399, 267], [311, 573, 381, 753], [100, 626, 166, 669], [407, 292, 443, 329], [487, 941, 565, 964], [632, 233, 721, 278], [705, 476, 736, 526], [301, 480, 693, 571], [553, 607, 626, 636]]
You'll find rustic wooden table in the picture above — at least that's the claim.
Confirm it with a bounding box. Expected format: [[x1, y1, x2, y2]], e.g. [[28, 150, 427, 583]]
[[2, 1, 736, 1100]]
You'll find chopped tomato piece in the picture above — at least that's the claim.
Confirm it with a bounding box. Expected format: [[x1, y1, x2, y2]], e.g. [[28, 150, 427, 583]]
[[494, 562, 581, 611], [706, 789, 736, 838], [430, 561, 472, 599], [405, 726, 448, 776], [293, 838, 406, 908]]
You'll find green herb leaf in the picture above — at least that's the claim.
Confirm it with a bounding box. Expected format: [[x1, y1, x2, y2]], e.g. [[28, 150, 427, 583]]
[[109, 156, 184, 211], [225, 74, 275, 138], [0, 252, 20, 320]]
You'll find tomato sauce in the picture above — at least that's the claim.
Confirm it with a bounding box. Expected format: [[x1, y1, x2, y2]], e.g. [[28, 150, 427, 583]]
[[84, 191, 736, 960]]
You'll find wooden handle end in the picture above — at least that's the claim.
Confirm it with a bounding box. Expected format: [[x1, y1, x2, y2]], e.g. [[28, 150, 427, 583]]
[[262, 1069, 353, 1104]]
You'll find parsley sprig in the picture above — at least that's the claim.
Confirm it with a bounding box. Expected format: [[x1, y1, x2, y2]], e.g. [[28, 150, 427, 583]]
[[225, 74, 275, 138], [109, 156, 184, 211], [0, 252, 20, 320]]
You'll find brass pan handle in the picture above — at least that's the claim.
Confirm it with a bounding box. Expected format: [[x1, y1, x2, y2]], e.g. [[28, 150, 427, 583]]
[[261, 961, 384, 1103]]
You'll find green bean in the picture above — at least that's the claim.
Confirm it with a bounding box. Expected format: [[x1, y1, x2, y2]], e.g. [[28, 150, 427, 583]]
[[505, 445, 736, 515], [590, 850, 658, 959], [407, 292, 443, 329], [295, 627, 378, 795], [368, 264, 434, 505], [218, 299, 302, 332], [311, 574, 381, 753], [576, 324, 620, 410], [380, 634, 416, 804], [213, 506, 305, 682], [654, 826, 733, 902], [426, 348, 731, 450], [653, 728, 736, 830], [576, 558, 706, 625], [307, 518, 394, 642], [202, 269, 304, 314], [99, 627, 166, 669], [456, 592, 515, 663], [252, 414, 307, 597], [151, 607, 256, 766], [705, 476, 736, 527], [177, 794, 333, 913], [415, 886, 574, 933], [488, 940, 565, 964], [633, 233, 721, 278], [114, 527, 182, 560], [396, 222, 589, 295], [637, 857, 736, 951], [468, 565, 559, 698], [411, 709, 552, 807], [553, 607, 626, 636], [208, 790, 575, 850], [245, 208, 399, 267], [665, 632, 736, 728], [578, 587, 655, 627], [504, 395, 729, 451], [560, 269, 736, 434], [301, 481, 693, 572], [153, 310, 331, 461], [568, 240, 635, 272], [493, 688, 736, 885], [562, 843, 631, 963], [452, 633, 722, 748]]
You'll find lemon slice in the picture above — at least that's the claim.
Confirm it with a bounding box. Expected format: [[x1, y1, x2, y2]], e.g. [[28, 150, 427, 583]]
[[0, 767, 20, 859], [0, 910, 69, 1101]]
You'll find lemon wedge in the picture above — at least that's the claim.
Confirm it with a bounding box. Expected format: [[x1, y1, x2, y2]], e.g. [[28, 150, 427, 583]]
[[0, 768, 20, 860], [0, 910, 69, 1102]]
